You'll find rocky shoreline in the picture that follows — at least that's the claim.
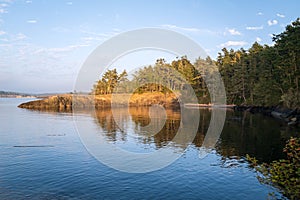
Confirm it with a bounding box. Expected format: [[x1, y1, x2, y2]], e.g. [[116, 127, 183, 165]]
[[17, 92, 180, 112], [233, 105, 300, 126], [17, 94, 300, 126]]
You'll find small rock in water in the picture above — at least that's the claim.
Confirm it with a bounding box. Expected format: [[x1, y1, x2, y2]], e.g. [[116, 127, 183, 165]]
[[47, 133, 66, 136], [290, 117, 297, 122]]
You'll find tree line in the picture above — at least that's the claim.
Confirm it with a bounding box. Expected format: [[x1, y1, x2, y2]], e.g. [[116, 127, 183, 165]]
[[93, 18, 300, 108], [217, 18, 300, 107]]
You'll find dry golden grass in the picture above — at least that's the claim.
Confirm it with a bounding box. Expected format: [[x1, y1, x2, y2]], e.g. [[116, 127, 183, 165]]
[[18, 92, 181, 111]]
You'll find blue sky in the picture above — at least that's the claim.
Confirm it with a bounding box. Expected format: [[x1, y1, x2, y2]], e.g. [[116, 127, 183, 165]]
[[0, 0, 299, 93]]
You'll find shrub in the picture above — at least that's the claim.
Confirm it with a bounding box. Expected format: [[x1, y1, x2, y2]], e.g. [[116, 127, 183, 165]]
[[247, 137, 300, 199]]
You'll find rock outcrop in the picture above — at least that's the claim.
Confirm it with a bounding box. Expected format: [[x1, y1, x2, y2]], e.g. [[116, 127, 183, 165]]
[[18, 92, 180, 112]]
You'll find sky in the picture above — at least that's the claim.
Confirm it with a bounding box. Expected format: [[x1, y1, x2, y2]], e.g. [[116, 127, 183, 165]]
[[0, 0, 299, 93]]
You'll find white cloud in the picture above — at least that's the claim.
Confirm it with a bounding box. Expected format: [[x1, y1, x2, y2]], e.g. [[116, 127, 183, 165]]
[[27, 19, 37, 23], [15, 33, 27, 40], [81, 36, 104, 42], [30, 44, 90, 56], [0, 30, 88, 91], [0, 38, 9, 42], [0, 3, 8, 7], [67, 2, 73, 5], [161, 24, 217, 35], [277, 13, 285, 18], [113, 28, 121, 32], [47, 44, 89, 53], [0, 3, 9, 13], [227, 28, 241, 35], [0, 8, 6, 13], [52, 26, 70, 33], [257, 12, 263, 15], [25, 0, 32, 3], [256, 37, 262, 42], [268, 19, 278, 26], [162, 24, 202, 32], [81, 30, 112, 37], [1, 0, 13, 3], [0, 32, 27, 42], [0, 41, 86, 77], [219, 41, 248, 48], [80, 29, 122, 44], [0, 43, 11, 47], [246, 26, 263, 30]]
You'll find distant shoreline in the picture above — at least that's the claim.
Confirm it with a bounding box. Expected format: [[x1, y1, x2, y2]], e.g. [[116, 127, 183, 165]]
[[0, 95, 36, 98], [0, 90, 71, 99]]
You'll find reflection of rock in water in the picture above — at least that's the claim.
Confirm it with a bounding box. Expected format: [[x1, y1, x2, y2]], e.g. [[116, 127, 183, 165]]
[[215, 111, 300, 163]]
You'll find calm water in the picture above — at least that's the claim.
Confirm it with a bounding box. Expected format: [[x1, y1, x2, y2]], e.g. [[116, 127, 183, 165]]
[[1, 98, 298, 199]]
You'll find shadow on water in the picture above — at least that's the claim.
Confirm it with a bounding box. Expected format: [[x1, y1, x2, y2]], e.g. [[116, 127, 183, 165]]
[[93, 107, 300, 163]]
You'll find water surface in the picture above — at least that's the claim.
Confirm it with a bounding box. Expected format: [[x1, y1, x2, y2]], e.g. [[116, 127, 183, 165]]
[[1, 98, 298, 199]]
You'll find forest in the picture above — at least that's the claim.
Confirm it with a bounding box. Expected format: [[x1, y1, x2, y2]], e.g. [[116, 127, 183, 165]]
[[93, 18, 300, 108]]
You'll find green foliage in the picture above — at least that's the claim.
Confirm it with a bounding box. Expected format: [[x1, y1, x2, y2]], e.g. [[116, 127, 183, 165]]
[[92, 57, 214, 104], [281, 88, 300, 109], [247, 137, 300, 199], [216, 18, 300, 107], [93, 69, 128, 95], [92, 19, 300, 107]]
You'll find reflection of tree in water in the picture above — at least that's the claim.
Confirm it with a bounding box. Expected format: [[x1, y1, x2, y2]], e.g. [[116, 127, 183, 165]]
[[94, 107, 206, 149], [154, 118, 180, 148], [216, 111, 300, 163], [129, 107, 182, 148], [193, 110, 210, 147], [93, 107, 300, 163], [94, 108, 129, 142]]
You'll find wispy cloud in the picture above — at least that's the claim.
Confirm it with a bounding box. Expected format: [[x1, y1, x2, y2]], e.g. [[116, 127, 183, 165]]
[[257, 12, 263, 15], [0, 2, 12, 14], [0, 40, 87, 82], [1, 0, 14, 3], [0, 3, 8, 7], [25, 0, 32, 3], [226, 28, 241, 35], [113, 28, 121, 32], [80, 29, 121, 44], [268, 33, 274, 38], [81, 30, 112, 37], [276, 13, 285, 18], [268, 19, 278, 26], [256, 37, 262, 42], [162, 24, 202, 32], [15, 33, 27, 40], [53, 44, 90, 52], [0, 32, 27, 43], [81, 36, 105, 42], [161, 24, 217, 35], [219, 41, 248, 48], [52, 26, 70, 33], [0, 3, 8, 13], [246, 26, 263, 30], [66, 2, 73, 5], [27, 19, 37, 23]]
